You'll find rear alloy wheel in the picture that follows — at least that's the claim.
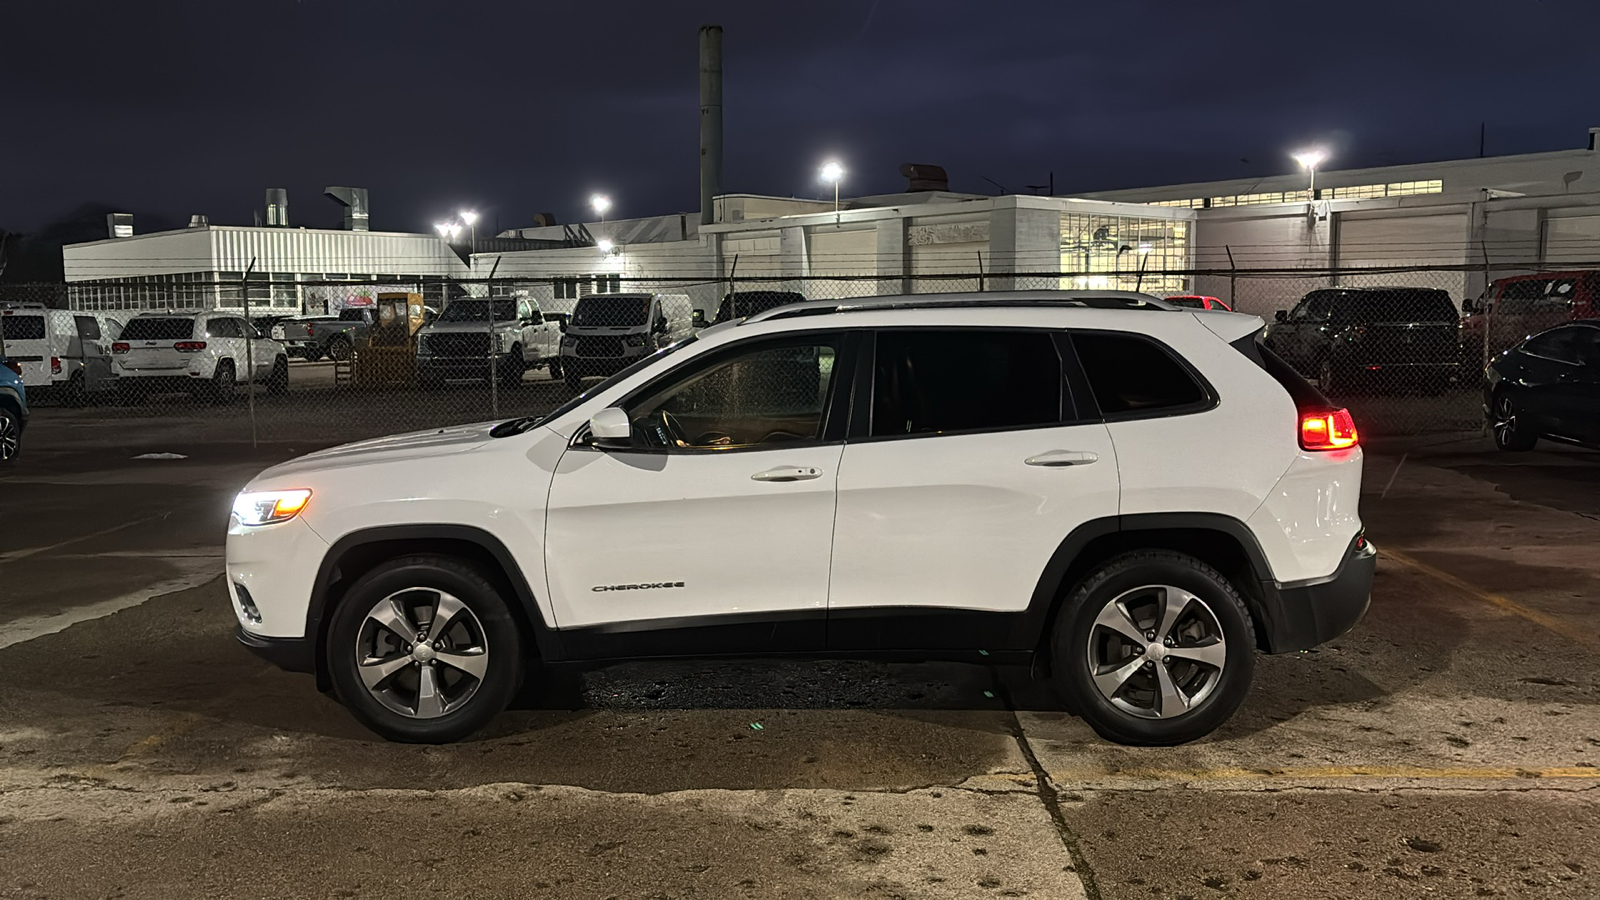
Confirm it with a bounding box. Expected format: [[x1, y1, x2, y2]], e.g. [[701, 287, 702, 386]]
[[327, 555, 524, 743], [205, 361, 236, 405], [0, 405, 20, 463], [1492, 392, 1537, 451], [1051, 551, 1256, 745], [266, 356, 289, 396], [327, 338, 353, 363]]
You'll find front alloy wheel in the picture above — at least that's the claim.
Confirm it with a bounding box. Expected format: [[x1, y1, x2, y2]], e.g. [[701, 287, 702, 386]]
[[0, 407, 20, 462], [328, 555, 523, 742], [1492, 393, 1537, 451]]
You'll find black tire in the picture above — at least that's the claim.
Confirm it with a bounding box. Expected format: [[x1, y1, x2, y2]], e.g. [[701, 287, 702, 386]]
[[266, 356, 289, 396], [203, 360, 236, 405], [0, 404, 20, 464], [547, 360, 563, 381], [63, 372, 89, 408], [326, 555, 525, 743], [498, 346, 526, 389], [1491, 390, 1538, 451], [1316, 357, 1343, 396], [327, 337, 353, 363], [1050, 550, 1257, 746]]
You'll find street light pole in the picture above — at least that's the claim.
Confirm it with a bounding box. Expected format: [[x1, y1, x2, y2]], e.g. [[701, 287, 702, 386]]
[[1292, 148, 1328, 201], [819, 161, 844, 226]]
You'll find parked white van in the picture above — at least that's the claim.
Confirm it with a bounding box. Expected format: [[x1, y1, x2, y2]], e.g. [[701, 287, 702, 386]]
[[559, 292, 695, 391], [0, 304, 126, 405]]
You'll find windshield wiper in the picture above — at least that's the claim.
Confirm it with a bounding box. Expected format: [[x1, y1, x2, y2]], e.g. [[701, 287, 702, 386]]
[[489, 416, 541, 438]]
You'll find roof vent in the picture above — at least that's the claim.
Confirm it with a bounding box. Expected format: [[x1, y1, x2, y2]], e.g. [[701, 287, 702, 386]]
[[532, 212, 559, 227], [106, 213, 134, 238], [265, 188, 289, 226], [324, 186, 370, 231], [900, 163, 949, 192], [188, 215, 209, 228]]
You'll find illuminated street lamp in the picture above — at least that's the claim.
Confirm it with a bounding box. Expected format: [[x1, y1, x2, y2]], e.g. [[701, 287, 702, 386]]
[[591, 194, 612, 220], [1292, 148, 1329, 198], [597, 238, 615, 255], [819, 160, 844, 224], [434, 221, 462, 241], [459, 210, 479, 252]]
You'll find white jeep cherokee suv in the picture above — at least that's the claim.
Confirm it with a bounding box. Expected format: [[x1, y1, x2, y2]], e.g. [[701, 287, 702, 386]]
[[228, 292, 1373, 745]]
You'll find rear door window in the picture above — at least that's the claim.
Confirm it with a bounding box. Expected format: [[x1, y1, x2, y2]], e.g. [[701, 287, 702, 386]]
[[870, 330, 1062, 437], [1071, 331, 1210, 417], [0, 315, 46, 341], [207, 318, 242, 339], [74, 316, 102, 341], [120, 318, 195, 341]]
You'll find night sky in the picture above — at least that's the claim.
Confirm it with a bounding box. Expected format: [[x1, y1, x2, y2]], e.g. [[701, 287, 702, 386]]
[[6, 0, 1600, 236]]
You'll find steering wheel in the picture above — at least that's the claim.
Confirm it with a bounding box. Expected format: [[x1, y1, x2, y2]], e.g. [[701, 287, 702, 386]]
[[760, 430, 806, 444], [650, 410, 687, 448]]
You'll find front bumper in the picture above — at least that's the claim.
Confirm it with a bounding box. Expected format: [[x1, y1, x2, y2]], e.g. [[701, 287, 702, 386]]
[[1257, 534, 1376, 653]]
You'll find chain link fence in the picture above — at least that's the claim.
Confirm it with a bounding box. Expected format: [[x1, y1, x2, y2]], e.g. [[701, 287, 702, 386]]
[[4, 263, 1588, 450]]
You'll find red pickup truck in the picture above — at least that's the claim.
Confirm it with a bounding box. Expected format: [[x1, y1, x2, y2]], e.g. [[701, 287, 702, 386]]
[[1461, 271, 1600, 368]]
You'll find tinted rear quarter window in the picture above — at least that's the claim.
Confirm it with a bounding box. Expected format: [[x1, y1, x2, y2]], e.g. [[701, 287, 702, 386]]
[[120, 318, 195, 341], [1071, 331, 1207, 416], [872, 330, 1061, 436]]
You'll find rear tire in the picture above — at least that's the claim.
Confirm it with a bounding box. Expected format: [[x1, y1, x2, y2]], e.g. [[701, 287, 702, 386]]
[[266, 356, 289, 396], [547, 360, 563, 381], [327, 337, 353, 363], [200, 360, 236, 405], [1491, 391, 1537, 451], [1050, 550, 1256, 746], [326, 555, 525, 743], [498, 346, 526, 389]]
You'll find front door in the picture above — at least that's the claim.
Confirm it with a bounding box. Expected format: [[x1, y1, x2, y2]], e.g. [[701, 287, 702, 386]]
[[827, 329, 1120, 649], [545, 331, 853, 646]]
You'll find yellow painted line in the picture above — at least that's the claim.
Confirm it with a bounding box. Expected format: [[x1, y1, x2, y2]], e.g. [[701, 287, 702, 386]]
[[1381, 547, 1600, 649], [1051, 766, 1600, 782]]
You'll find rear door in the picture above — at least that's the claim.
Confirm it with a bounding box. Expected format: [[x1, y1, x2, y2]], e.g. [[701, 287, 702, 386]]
[[0, 312, 51, 388], [73, 315, 112, 391], [827, 328, 1119, 650], [1527, 326, 1600, 443], [117, 317, 196, 375]]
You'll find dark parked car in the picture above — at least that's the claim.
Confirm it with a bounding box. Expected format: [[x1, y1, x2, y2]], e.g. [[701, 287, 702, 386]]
[[1264, 287, 1460, 394], [0, 354, 27, 464], [1485, 320, 1600, 451], [712, 290, 807, 324]]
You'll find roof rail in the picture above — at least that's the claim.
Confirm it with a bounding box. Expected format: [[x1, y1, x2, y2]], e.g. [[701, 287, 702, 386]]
[[746, 290, 1177, 324]]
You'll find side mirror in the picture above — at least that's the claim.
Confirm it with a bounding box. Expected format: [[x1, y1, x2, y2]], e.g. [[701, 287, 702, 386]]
[[692, 309, 708, 328], [1274, 310, 1288, 323], [588, 407, 632, 450]]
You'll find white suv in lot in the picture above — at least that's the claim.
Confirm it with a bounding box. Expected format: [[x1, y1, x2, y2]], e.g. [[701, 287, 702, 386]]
[[228, 291, 1374, 745], [114, 312, 288, 403]]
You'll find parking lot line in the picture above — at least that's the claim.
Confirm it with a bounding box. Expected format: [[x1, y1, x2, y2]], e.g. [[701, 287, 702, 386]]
[[1049, 765, 1600, 783], [0, 566, 219, 651], [1382, 547, 1600, 650], [0, 513, 166, 563]]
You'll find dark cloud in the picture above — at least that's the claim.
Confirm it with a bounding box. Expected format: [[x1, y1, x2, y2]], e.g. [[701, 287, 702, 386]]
[[3, 0, 1599, 233]]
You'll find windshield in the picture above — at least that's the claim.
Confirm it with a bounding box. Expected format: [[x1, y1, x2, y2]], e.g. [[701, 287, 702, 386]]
[[439, 299, 518, 323], [121, 318, 195, 341], [0, 315, 46, 341], [491, 334, 698, 437], [1166, 296, 1205, 309], [1326, 290, 1457, 325], [571, 296, 651, 328]]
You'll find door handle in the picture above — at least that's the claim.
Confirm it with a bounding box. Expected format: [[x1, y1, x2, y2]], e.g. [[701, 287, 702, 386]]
[[751, 466, 823, 482], [1025, 450, 1099, 467]]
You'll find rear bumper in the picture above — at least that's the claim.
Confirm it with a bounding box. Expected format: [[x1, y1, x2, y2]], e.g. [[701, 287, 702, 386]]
[[1257, 534, 1376, 653], [235, 626, 315, 673]]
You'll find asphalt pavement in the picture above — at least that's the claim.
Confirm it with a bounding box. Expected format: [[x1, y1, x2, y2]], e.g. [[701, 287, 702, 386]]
[[1, 426, 1598, 899]]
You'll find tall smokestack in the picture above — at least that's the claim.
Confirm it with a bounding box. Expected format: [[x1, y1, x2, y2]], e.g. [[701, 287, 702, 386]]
[[699, 25, 723, 226]]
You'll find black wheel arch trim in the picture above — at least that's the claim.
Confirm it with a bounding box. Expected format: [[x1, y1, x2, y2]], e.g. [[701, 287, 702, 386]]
[[306, 524, 560, 685]]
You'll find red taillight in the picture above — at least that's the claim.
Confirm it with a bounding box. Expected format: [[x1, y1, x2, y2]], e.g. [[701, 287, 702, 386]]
[[112, 342, 130, 354], [3, 360, 19, 376], [174, 341, 207, 352], [1300, 408, 1359, 451], [50, 356, 62, 374]]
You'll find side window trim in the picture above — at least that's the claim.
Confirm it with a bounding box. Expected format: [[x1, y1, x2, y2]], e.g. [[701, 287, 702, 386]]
[[601, 329, 857, 455], [1066, 328, 1220, 423]]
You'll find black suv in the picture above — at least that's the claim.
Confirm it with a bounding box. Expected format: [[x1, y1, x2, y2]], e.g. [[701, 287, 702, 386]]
[[1264, 286, 1460, 394], [711, 290, 807, 325]]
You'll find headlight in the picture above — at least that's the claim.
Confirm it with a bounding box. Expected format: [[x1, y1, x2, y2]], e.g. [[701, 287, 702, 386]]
[[232, 489, 312, 526]]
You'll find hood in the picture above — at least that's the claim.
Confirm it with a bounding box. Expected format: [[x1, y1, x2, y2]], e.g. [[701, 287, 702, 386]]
[[252, 421, 499, 482]]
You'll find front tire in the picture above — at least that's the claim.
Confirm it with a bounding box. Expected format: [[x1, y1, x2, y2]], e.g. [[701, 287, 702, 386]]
[[327, 555, 524, 743], [1491, 391, 1537, 451], [1050, 551, 1256, 746], [266, 356, 289, 395]]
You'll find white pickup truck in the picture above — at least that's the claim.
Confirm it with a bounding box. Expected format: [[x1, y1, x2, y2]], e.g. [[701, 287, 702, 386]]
[[414, 297, 561, 387]]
